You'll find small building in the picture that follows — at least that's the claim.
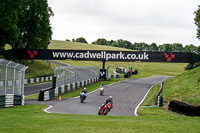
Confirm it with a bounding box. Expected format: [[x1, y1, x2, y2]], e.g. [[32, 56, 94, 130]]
[[0, 59, 28, 108]]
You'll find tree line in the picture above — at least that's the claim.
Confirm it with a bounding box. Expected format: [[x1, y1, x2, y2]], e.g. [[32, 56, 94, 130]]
[[67, 37, 200, 54]]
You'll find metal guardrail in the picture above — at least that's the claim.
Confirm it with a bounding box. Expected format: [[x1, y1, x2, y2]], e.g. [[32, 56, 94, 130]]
[[0, 59, 28, 107], [54, 66, 99, 88], [0, 59, 28, 96]]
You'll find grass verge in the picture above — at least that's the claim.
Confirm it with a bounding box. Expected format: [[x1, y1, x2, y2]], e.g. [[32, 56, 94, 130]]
[[25, 93, 39, 100], [0, 104, 200, 133], [25, 60, 56, 79], [161, 67, 200, 105]]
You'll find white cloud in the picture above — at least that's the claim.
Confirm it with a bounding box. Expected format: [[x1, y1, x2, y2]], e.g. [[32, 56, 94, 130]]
[[48, 0, 200, 46]]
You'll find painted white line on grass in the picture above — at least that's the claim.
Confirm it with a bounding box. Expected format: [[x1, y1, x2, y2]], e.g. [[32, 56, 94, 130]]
[[134, 85, 154, 116], [43, 105, 53, 113]]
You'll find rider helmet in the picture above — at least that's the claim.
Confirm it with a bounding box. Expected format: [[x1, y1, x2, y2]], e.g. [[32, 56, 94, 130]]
[[109, 96, 112, 99]]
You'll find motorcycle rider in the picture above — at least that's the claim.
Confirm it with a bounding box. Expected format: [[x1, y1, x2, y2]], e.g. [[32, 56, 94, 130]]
[[105, 96, 113, 106], [99, 96, 113, 110], [82, 88, 87, 94], [100, 82, 104, 88], [99, 83, 105, 94], [80, 88, 87, 102]]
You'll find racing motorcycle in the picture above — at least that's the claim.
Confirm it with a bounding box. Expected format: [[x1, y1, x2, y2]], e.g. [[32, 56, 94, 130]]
[[98, 103, 112, 115], [99, 87, 104, 96], [80, 92, 86, 103]]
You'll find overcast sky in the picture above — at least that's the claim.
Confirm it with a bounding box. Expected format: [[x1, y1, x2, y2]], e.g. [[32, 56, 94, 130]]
[[48, 0, 200, 46]]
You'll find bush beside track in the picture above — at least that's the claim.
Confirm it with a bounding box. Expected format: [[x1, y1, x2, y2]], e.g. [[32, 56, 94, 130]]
[[169, 101, 200, 116]]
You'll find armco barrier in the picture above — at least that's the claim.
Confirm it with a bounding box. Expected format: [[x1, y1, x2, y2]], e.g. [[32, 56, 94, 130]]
[[24, 76, 53, 85], [168, 100, 200, 116], [0, 94, 24, 108], [38, 77, 99, 101], [1, 76, 53, 86]]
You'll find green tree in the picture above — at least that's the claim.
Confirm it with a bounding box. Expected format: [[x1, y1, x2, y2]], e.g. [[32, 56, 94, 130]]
[[65, 39, 71, 42], [171, 43, 183, 52], [197, 45, 200, 54], [72, 38, 76, 42], [194, 5, 200, 40], [93, 38, 108, 45], [159, 44, 172, 52], [75, 37, 88, 43], [110, 41, 118, 47], [116, 39, 132, 49], [133, 43, 142, 51], [149, 43, 158, 52], [184, 44, 197, 53], [16, 0, 53, 49], [0, 0, 21, 49], [133, 42, 149, 51], [107, 40, 115, 46]]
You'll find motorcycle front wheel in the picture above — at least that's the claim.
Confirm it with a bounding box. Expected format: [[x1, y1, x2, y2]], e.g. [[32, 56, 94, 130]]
[[103, 110, 109, 115]]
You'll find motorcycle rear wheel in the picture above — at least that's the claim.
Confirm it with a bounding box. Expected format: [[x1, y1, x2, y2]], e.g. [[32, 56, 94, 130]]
[[80, 99, 84, 103]]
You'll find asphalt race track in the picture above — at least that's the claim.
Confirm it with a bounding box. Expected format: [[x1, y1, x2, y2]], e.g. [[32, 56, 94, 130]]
[[24, 82, 52, 96], [46, 76, 171, 116]]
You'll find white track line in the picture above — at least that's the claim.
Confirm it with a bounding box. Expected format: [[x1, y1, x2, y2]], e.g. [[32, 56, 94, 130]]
[[43, 105, 53, 113], [134, 85, 154, 116]]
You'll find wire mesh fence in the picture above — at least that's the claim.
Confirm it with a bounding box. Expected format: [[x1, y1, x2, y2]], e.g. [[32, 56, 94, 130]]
[[54, 66, 99, 87], [0, 59, 28, 95]]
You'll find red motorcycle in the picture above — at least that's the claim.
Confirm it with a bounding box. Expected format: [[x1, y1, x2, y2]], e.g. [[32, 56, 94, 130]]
[[98, 103, 112, 115]]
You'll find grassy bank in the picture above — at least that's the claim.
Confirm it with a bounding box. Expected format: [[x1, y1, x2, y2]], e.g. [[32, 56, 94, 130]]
[[139, 67, 200, 107], [25, 60, 56, 79], [60, 60, 187, 78], [48, 40, 131, 51], [138, 67, 200, 116], [162, 67, 200, 105]]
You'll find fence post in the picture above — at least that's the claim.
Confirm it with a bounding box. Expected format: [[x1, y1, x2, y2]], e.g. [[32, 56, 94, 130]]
[[154, 82, 164, 105], [52, 76, 57, 89]]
